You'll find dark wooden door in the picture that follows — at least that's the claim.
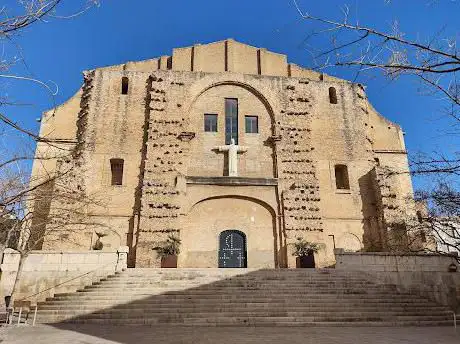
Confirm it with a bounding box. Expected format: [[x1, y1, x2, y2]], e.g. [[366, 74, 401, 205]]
[[218, 230, 247, 268]]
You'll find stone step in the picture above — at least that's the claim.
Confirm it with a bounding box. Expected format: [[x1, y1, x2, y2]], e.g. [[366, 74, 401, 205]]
[[104, 283, 375, 289], [78, 284, 396, 293], [39, 308, 452, 318], [37, 312, 452, 323], [118, 269, 366, 273], [112, 274, 372, 279], [39, 303, 438, 314], [48, 292, 434, 302], [71, 290, 404, 297], [94, 280, 377, 285], [114, 271, 370, 276], [119, 273, 370, 279], [44, 300, 438, 310], [88, 278, 378, 283], [106, 279, 374, 285], [37, 315, 452, 326], [74, 284, 404, 292], [38, 304, 446, 312], [50, 293, 427, 301], [39, 297, 437, 307], [50, 318, 453, 327]]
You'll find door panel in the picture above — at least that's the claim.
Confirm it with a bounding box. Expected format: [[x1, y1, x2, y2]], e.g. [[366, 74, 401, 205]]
[[218, 230, 247, 268]]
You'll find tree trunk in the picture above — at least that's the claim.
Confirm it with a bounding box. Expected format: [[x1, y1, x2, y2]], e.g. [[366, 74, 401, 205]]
[[9, 252, 26, 304]]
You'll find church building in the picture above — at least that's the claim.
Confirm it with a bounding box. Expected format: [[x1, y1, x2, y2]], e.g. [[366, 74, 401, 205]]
[[30, 39, 416, 268]]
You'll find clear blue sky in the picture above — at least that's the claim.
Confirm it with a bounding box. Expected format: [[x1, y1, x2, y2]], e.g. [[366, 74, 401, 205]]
[[3, 0, 459, 190]]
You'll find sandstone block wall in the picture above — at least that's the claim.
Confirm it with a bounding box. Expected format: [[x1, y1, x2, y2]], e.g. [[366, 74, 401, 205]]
[[335, 251, 459, 272], [30, 40, 416, 269], [335, 251, 460, 311], [0, 248, 126, 305]]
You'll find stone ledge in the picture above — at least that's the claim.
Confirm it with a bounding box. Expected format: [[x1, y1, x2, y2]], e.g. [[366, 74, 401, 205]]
[[27, 250, 119, 255], [373, 149, 408, 155], [334, 250, 458, 258], [186, 176, 278, 186]]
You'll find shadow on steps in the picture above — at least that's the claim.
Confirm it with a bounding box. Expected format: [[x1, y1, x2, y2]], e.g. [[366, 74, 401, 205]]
[[36, 268, 454, 341]]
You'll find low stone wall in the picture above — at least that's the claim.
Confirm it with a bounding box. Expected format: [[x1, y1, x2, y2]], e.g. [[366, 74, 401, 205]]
[[0, 247, 128, 305], [335, 251, 460, 311], [335, 250, 459, 272]]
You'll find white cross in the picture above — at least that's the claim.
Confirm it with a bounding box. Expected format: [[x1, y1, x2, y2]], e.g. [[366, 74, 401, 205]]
[[215, 138, 248, 177]]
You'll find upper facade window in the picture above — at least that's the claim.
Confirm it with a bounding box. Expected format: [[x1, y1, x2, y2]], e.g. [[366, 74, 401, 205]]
[[329, 87, 338, 104], [335, 164, 350, 190], [204, 114, 218, 132], [121, 77, 129, 95], [245, 116, 258, 134], [225, 98, 238, 145], [110, 158, 124, 186]]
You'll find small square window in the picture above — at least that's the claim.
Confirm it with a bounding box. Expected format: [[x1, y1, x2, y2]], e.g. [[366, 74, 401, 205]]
[[245, 116, 258, 134], [204, 114, 218, 132]]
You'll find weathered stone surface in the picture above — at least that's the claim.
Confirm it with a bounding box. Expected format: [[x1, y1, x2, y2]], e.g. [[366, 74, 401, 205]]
[[335, 251, 460, 310], [0, 250, 122, 305], [29, 39, 416, 269]]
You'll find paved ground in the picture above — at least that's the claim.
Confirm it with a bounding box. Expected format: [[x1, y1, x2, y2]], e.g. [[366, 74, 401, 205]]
[[0, 325, 459, 344]]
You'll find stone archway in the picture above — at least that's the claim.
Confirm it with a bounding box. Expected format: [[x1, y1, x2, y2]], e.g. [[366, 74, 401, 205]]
[[338, 232, 363, 252], [179, 196, 276, 268], [184, 76, 282, 137], [185, 82, 277, 179]]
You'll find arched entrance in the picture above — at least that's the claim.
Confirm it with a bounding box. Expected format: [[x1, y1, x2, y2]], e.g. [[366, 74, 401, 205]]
[[218, 230, 247, 268], [181, 196, 277, 268]]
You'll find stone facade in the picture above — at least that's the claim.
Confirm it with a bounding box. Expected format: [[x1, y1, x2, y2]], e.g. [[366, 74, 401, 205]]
[[29, 39, 416, 268]]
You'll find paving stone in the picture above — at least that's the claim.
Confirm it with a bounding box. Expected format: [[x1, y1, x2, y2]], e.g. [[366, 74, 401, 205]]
[[0, 324, 459, 344]]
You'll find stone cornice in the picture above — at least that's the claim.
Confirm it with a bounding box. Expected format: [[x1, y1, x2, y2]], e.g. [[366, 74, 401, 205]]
[[373, 149, 407, 155], [186, 176, 278, 186]]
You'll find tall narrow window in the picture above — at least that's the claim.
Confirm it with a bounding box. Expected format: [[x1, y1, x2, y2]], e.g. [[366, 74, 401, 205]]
[[245, 115, 258, 133], [110, 158, 124, 185], [225, 98, 238, 144], [335, 164, 350, 190], [329, 87, 338, 104], [121, 77, 129, 95], [204, 114, 218, 132]]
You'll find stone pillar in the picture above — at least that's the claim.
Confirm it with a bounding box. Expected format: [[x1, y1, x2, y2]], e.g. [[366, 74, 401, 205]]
[[116, 246, 129, 272]]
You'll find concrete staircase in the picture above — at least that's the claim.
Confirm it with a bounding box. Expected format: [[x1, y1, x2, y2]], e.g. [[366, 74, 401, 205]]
[[36, 268, 454, 326]]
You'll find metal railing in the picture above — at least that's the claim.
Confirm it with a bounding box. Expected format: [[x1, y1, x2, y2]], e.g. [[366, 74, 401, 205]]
[[2, 261, 122, 326]]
